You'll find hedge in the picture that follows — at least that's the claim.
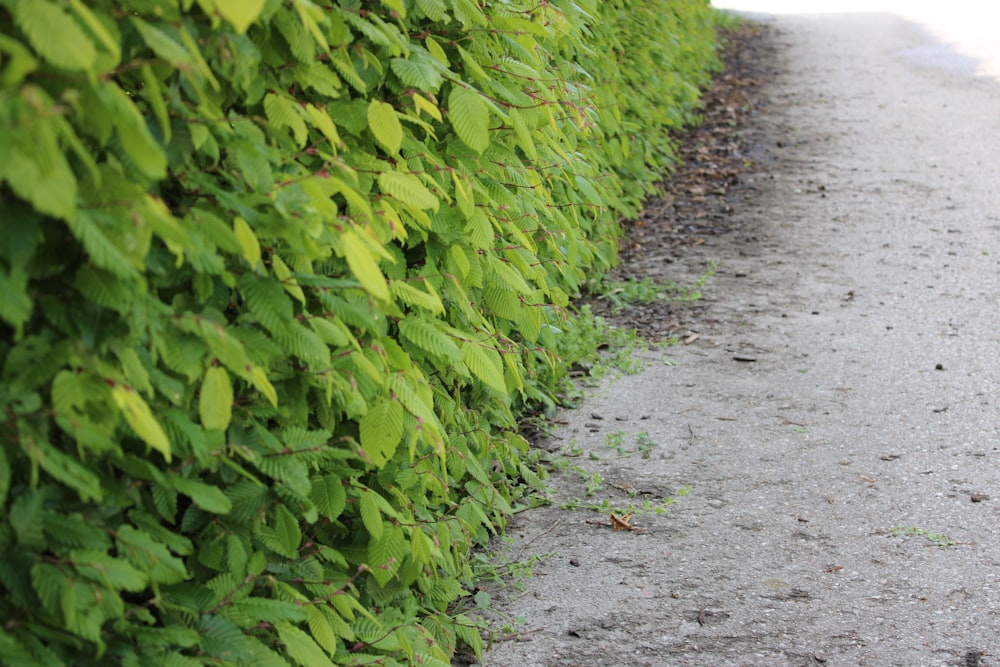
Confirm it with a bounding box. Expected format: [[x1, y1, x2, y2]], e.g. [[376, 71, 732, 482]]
[[0, 0, 719, 664]]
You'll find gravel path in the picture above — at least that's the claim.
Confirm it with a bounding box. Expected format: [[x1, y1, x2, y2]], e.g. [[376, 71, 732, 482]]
[[478, 11, 1000, 667]]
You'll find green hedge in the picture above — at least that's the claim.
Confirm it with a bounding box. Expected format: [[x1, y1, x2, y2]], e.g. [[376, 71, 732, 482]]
[[0, 0, 719, 664]]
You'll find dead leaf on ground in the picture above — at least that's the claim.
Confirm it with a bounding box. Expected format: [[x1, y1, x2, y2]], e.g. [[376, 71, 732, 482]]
[[610, 513, 637, 531]]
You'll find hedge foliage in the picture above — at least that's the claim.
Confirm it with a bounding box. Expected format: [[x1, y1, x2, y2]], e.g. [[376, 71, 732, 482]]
[[0, 0, 719, 664]]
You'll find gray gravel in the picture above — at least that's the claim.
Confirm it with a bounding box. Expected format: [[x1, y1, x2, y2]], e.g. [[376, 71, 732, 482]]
[[479, 11, 1000, 667]]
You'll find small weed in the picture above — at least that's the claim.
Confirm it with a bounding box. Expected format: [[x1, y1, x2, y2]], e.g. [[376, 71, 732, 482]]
[[605, 430, 626, 451], [636, 431, 657, 459], [561, 486, 691, 516], [581, 470, 604, 497], [471, 548, 555, 592], [597, 265, 716, 315], [888, 526, 957, 547]]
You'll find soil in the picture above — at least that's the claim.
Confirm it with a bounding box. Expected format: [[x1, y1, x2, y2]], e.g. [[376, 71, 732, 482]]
[[474, 11, 1000, 667]]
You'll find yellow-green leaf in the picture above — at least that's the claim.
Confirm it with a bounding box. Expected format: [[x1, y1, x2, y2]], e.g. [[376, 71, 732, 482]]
[[448, 85, 489, 154], [278, 622, 335, 667], [306, 104, 341, 151], [425, 35, 448, 65], [14, 0, 96, 73], [378, 171, 439, 211], [460, 342, 507, 394], [199, 366, 233, 431], [272, 254, 306, 305], [412, 92, 442, 121], [233, 217, 261, 270], [107, 85, 167, 180], [265, 92, 308, 147], [112, 385, 172, 462], [213, 0, 266, 33], [359, 399, 403, 468], [68, 0, 120, 66], [367, 100, 403, 154], [340, 228, 390, 303], [249, 365, 278, 407], [380, 0, 407, 18]]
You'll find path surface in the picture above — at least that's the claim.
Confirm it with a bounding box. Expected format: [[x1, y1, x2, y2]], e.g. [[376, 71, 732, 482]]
[[479, 11, 1000, 667]]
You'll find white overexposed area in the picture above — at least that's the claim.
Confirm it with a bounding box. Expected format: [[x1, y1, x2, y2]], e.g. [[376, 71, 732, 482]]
[[713, 0, 1000, 80]]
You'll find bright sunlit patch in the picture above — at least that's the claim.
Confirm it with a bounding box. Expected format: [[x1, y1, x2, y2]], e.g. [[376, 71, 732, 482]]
[[712, 0, 1000, 79]]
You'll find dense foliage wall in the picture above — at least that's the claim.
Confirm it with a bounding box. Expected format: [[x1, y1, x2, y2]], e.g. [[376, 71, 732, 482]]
[[0, 0, 719, 664]]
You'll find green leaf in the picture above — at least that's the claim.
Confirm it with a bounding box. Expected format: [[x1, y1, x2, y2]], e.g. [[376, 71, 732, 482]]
[[112, 385, 172, 462], [367, 100, 403, 154], [116, 525, 189, 585], [106, 85, 167, 180], [2, 94, 77, 221], [399, 317, 461, 365], [390, 56, 441, 92], [250, 366, 279, 407], [448, 85, 490, 154], [13, 0, 96, 73], [131, 18, 195, 70], [460, 341, 507, 394], [358, 489, 383, 540], [277, 623, 335, 667], [339, 228, 390, 303], [391, 279, 445, 315], [378, 171, 439, 211], [213, 0, 266, 33], [0, 267, 32, 336], [20, 426, 103, 502], [199, 366, 233, 431], [233, 217, 262, 269], [367, 525, 405, 586], [309, 474, 347, 521], [265, 93, 308, 147], [268, 504, 302, 558], [359, 399, 403, 468], [9, 491, 45, 549], [69, 550, 148, 591], [170, 475, 232, 514]]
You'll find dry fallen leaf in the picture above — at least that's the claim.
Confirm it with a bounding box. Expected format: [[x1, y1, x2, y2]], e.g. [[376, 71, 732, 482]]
[[610, 513, 635, 531]]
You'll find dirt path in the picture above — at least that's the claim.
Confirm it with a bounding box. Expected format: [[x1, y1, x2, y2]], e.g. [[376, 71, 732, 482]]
[[478, 12, 1000, 667]]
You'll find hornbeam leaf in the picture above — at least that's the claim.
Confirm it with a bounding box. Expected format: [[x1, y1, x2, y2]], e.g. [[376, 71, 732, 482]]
[[378, 171, 439, 211], [213, 0, 266, 34], [277, 623, 335, 667], [250, 366, 278, 407], [448, 85, 489, 154], [112, 385, 172, 462], [233, 217, 262, 270], [130, 18, 194, 69], [306, 104, 341, 150], [367, 526, 405, 586], [460, 342, 507, 394], [358, 489, 383, 540], [67, 0, 120, 65], [412, 92, 442, 121], [309, 474, 347, 521], [107, 85, 167, 180], [367, 100, 402, 154], [14, 0, 96, 73], [199, 366, 233, 431], [264, 92, 308, 147], [417, 0, 448, 22], [171, 475, 232, 514], [359, 399, 403, 468], [340, 228, 390, 302], [381, 0, 407, 18]]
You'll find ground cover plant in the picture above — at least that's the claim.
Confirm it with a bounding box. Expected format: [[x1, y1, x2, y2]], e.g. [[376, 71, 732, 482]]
[[0, 0, 720, 664]]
